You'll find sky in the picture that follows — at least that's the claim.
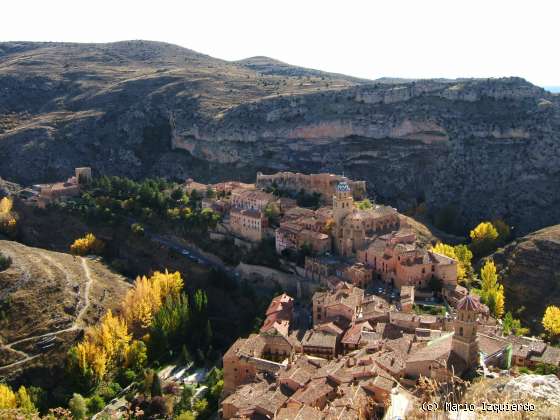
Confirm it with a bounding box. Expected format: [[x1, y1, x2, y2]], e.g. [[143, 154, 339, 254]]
[[2, 0, 559, 87]]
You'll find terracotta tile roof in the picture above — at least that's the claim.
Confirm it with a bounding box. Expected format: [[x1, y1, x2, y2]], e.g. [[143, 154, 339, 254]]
[[302, 329, 338, 349], [289, 377, 334, 405], [277, 405, 324, 420], [456, 294, 483, 312], [477, 333, 508, 356], [529, 345, 560, 365], [315, 322, 344, 336], [504, 335, 546, 358], [230, 207, 263, 219]]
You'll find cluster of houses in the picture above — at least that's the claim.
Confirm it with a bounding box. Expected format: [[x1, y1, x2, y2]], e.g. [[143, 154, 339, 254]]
[[208, 171, 560, 418], [221, 282, 560, 419], [19, 167, 92, 208], [195, 171, 459, 292]]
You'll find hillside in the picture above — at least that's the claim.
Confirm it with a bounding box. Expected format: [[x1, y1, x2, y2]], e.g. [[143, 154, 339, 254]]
[[1, 41, 560, 235], [491, 224, 560, 330], [0, 240, 130, 381], [235, 56, 371, 83]]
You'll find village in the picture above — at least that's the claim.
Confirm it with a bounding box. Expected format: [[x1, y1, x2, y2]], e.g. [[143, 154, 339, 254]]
[[16, 168, 560, 419]]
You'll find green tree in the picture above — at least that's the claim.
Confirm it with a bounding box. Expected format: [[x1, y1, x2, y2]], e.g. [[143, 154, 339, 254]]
[[502, 312, 529, 336], [68, 393, 87, 420], [355, 198, 373, 210], [151, 372, 162, 398], [87, 395, 105, 415]]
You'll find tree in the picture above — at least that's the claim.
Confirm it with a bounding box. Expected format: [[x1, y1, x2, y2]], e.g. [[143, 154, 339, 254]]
[[123, 270, 184, 334], [542, 305, 560, 342], [151, 372, 163, 397], [0, 253, 12, 271], [355, 198, 373, 210], [87, 395, 105, 415], [0, 384, 16, 409], [125, 339, 148, 373], [492, 218, 511, 244], [15, 386, 36, 415], [68, 393, 87, 420], [0, 197, 17, 237], [70, 233, 105, 256], [479, 259, 505, 318], [264, 202, 280, 226], [502, 312, 529, 336], [469, 222, 499, 256], [453, 244, 474, 281], [131, 223, 145, 236]]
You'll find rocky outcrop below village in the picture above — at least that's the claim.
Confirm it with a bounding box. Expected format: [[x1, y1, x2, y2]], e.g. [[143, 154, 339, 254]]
[[491, 225, 560, 329], [1, 41, 560, 235]]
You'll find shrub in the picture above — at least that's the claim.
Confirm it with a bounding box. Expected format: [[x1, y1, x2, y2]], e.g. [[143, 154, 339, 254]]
[[68, 393, 87, 420], [131, 223, 145, 236], [87, 395, 105, 415], [0, 253, 11, 271], [70, 233, 105, 256]]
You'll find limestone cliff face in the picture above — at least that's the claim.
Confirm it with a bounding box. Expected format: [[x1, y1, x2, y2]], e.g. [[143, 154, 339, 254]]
[[1, 41, 560, 235], [491, 225, 560, 330]]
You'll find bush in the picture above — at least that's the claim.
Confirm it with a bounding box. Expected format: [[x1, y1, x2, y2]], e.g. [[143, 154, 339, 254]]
[[0, 253, 11, 271], [131, 223, 145, 236], [87, 395, 105, 415], [70, 233, 105, 256], [68, 393, 87, 420]]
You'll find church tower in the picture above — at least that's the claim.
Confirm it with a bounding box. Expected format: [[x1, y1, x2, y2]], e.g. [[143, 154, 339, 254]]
[[332, 181, 353, 254], [333, 181, 353, 226], [452, 295, 481, 370]]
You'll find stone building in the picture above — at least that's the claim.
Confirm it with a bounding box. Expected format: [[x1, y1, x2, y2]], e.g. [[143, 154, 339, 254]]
[[357, 231, 458, 289], [452, 294, 481, 370], [275, 222, 330, 255], [312, 282, 364, 327], [256, 171, 366, 201], [332, 181, 399, 257], [229, 208, 268, 242], [231, 188, 275, 211]]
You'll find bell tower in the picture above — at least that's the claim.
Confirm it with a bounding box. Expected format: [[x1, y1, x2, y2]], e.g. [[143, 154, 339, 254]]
[[333, 181, 353, 226], [332, 181, 353, 255], [452, 295, 481, 370]]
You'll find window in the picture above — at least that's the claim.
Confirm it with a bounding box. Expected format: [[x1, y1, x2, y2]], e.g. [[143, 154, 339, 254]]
[[459, 327, 463, 336]]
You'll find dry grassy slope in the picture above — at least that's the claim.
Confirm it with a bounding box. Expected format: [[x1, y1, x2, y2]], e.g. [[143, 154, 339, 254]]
[[0, 240, 130, 371]]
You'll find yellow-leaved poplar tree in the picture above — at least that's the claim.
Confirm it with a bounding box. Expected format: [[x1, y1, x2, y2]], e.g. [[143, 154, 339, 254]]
[[0, 383, 17, 409], [0, 197, 13, 215], [0, 197, 17, 236], [469, 221, 499, 256], [480, 259, 505, 318], [71, 310, 130, 384], [86, 310, 131, 368], [542, 305, 560, 340], [70, 233, 105, 255], [16, 386, 36, 414], [123, 270, 183, 335]]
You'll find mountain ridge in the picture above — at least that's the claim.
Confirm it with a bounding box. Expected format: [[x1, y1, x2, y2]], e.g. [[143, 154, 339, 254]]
[[0, 40, 559, 235]]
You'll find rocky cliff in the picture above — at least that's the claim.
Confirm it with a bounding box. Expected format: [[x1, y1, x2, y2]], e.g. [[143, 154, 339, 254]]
[[491, 224, 560, 329], [1, 41, 559, 234]]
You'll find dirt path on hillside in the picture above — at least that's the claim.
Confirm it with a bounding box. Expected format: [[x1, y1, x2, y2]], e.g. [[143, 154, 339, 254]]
[[0, 256, 94, 371]]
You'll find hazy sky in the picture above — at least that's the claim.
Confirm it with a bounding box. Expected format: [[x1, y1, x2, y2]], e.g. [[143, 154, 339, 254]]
[[2, 0, 559, 86]]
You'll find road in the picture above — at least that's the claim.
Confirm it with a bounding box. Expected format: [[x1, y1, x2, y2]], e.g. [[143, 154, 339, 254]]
[[0, 256, 94, 371], [143, 227, 239, 280]]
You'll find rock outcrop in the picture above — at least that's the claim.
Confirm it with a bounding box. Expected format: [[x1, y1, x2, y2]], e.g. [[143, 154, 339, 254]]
[[491, 225, 560, 329], [1, 41, 560, 235]]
